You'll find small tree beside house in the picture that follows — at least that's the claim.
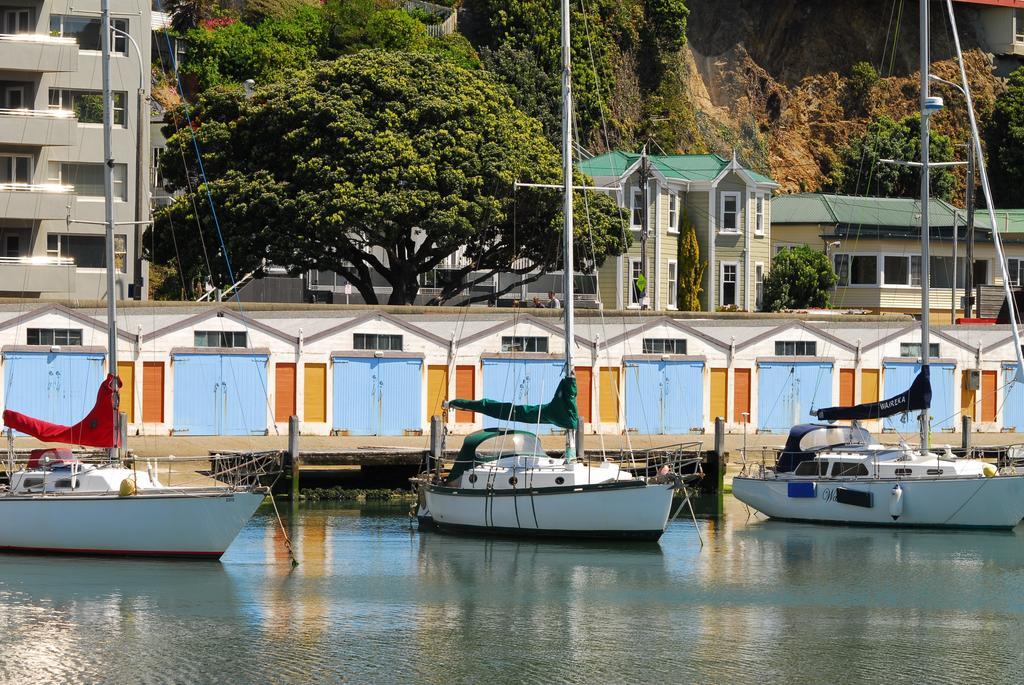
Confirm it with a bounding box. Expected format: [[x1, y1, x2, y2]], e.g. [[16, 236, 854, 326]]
[[677, 213, 706, 311], [762, 246, 836, 312]]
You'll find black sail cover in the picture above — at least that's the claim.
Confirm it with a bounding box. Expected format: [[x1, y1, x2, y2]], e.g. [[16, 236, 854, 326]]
[[814, 367, 931, 421]]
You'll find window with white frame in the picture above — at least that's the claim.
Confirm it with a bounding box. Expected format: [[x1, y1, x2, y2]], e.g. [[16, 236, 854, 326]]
[[775, 340, 817, 356], [49, 15, 128, 54], [834, 254, 878, 286], [1016, 8, 1024, 43], [755, 263, 764, 310], [900, 342, 939, 358], [629, 258, 644, 306], [631, 187, 643, 229], [755, 194, 765, 235], [882, 255, 922, 286], [667, 260, 678, 309], [28, 328, 82, 345], [668, 193, 679, 234], [195, 331, 247, 348], [0, 154, 31, 184], [642, 338, 687, 354], [49, 89, 127, 127], [354, 333, 403, 351], [720, 262, 738, 307], [720, 192, 740, 232], [1010, 258, 1023, 287], [61, 162, 127, 201], [501, 336, 548, 353]]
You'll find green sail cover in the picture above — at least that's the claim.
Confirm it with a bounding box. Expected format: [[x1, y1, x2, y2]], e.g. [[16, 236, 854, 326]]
[[448, 376, 579, 430]]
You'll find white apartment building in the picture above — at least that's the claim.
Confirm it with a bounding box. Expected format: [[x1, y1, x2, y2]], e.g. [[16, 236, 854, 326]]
[[0, 0, 149, 299]]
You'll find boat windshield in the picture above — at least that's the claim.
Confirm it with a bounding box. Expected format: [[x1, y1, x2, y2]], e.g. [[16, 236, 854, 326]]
[[798, 425, 871, 451], [475, 432, 546, 459]]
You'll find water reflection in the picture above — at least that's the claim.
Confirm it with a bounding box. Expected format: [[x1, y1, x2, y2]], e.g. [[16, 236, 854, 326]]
[[0, 499, 1022, 684]]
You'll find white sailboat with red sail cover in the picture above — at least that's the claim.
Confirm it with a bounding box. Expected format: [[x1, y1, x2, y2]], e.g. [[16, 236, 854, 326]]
[[0, 0, 267, 558], [732, 0, 1024, 529]]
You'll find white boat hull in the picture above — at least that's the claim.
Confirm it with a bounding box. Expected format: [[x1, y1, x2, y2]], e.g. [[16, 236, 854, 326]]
[[422, 481, 676, 540], [732, 475, 1024, 529], [0, 490, 266, 558]]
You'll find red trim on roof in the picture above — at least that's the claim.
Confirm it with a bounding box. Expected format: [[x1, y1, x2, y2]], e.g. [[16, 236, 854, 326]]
[[953, 0, 1024, 7]]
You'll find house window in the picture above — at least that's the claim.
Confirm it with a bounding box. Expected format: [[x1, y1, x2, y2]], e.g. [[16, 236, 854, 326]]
[[27, 328, 82, 345], [1017, 8, 1024, 43], [667, 260, 678, 309], [61, 162, 127, 201], [755, 195, 765, 235], [114, 234, 126, 273], [629, 258, 643, 306], [152, 146, 163, 187], [0, 154, 31, 184], [900, 342, 939, 358], [195, 331, 247, 348], [720, 262, 737, 307], [835, 254, 878, 286], [49, 15, 128, 54], [883, 255, 923, 286], [631, 187, 643, 229], [46, 234, 104, 268], [668, 193, 679, 234], [775, 341, 817, 356], [1009, 258, 1022, 287], [720, 192, 739, 232], [755, 263, 764, 310], [3, 8, 32, 33], [501, 336, 548, 353], [49, 89, 127, 127], [642, 338, 687, 354], [354, 333, 403, 351]]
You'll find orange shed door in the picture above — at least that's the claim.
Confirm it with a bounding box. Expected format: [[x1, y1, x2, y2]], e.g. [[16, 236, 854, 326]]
[[454, 365, 476, 422], [733, 368, 751, 423], [117, 362, 135, 423], [275, 362, 296, 422], [575, 366, 593, 424], [982, 370, 997, 423], [141, 362, 164, 423], [839, 368, 855, 407]]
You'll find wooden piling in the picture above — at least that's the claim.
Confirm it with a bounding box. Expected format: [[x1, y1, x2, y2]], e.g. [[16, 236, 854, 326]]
[[288, 415, 300, 500], [962, 415, 972, 450]]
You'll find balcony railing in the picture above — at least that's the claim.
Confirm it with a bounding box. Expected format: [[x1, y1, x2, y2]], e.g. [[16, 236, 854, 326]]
[[0, 33, 78, 73], [0, 255, 74, 266], [0, 34, 76, 46], [0, 182, 72, 193], [0, 108, 74, 119]]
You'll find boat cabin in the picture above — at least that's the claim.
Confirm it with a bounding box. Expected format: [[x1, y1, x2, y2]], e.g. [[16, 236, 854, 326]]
[[776, 424, 872, 473]]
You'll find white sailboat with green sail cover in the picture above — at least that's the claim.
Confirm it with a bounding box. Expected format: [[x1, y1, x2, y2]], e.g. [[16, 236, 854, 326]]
[[413, 0, 693, 540]]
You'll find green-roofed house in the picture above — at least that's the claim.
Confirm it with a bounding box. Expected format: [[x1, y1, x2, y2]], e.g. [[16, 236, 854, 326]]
[[578, 151, 779, 311], [771, 193, 1024, 322]]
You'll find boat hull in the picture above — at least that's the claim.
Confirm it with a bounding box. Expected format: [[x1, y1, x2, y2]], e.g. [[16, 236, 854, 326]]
[[732, 475, 1024, 529], [422, 481, 675, 541], [0, 490, 266, 558]]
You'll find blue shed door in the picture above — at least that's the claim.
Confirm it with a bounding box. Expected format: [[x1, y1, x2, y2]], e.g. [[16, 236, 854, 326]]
[[481, 358, 564, 434], [625, 360, 704, 434], [757, 362, 834, 433], [3, 351, 105, 431], [220, 354, 269, 435], [883, 362, 955, 431], [1004, 365, 1024, 431], [173, 353, 268, 435], [332, 357, 424, 436]]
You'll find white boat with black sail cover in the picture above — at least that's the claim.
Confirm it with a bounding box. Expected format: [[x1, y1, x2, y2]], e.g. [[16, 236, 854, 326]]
[[733, 0, 1024, 530], [413, 0, 696, 541], [0, 0, 270, 558]]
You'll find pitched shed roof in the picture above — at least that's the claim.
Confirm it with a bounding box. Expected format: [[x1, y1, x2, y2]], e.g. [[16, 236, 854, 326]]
[[772, 193, 960, 228]]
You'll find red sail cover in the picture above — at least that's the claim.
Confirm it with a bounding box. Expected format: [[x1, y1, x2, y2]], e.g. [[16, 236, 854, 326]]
[[2, 374, 122, 448]]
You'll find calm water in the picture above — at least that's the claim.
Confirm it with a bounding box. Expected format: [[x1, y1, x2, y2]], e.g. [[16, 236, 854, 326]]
[[1, 496, 1023, 684]]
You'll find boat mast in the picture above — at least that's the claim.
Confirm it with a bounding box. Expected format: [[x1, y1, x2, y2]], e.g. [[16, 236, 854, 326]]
[[560, 0, 576, 461], [919, 0, 931, 450], [101, 0, 119, 461]]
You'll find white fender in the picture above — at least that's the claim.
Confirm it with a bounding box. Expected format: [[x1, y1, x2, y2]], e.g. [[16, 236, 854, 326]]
[[889, 483, 904, 520]]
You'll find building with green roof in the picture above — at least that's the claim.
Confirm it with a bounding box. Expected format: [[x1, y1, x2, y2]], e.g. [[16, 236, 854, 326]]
[[579, 151, 778, 312], [772, 193, 1024, 321]]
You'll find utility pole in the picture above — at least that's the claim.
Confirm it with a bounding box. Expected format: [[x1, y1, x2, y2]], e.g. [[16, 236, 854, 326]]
[[964, 142, 976, 318]]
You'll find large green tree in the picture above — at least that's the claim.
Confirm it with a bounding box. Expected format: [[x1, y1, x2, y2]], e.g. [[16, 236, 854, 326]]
[[826, 114, 955, 201], [150, 51, 628, 304], [762, 247, 837, 312], [987, 66, 1024, 208]]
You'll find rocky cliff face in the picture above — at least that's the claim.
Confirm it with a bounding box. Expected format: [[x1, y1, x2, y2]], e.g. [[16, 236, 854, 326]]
[[679, 0, 1001, 192]]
